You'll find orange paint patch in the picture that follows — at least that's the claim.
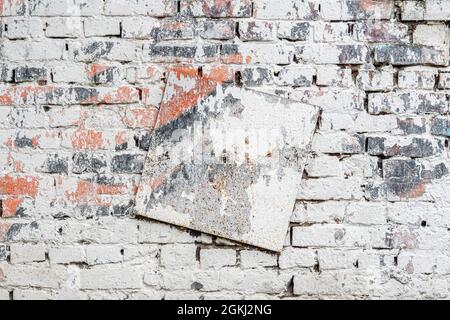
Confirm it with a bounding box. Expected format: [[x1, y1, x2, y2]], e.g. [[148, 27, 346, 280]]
[[101, 86, 139, 104], [0, 223, 11, 241], [66, 180, 126, 206], [204, 65, 235, 83], [115, 131, 127, 146], [403, 182, 426, 199], [0, 175, 39, 198], [70, 129, 103, 150], [156, 65, 231, 128], [88, 64, 110, 79], [1, 197, 23, 218], [123, 107, 159, 128]]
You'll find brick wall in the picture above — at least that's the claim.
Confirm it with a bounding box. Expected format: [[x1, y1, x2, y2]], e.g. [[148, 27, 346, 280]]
[[0, 0, 449, 300]]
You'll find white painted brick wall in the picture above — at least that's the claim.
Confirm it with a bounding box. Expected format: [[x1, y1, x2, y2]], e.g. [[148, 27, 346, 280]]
[[0, 0, 449, 300]]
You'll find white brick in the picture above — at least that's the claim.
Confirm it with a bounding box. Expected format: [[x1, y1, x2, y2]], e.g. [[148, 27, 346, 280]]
[[49, 246, 86, 264], [346, 202, 387, 225], [279, 248, 316, 269], [46, 18, 83, 38], [86, 245, 123, 265], [80, 267, 142, 289], [200, 249, 236, 269], [84, 18, 121, 37], [3, 18, 45, 39], [316, 66, 353, 87], [10, 244, 46, 264], [240, 250, 277, 268], [160, 244, 198, 268]]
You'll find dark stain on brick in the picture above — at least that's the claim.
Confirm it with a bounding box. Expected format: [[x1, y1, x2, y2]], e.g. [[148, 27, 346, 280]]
[[191, 281, 204, 290], [81, 41, 114, 60], [113, 200, 135, 216], [5, 223, 23, 241], [14, 66, 47, 83], [397, 118, 426, 135], [14, 136, 34, 148], [0, 244, 8, 261], [112, 154, 144, 174], [73, 153, 107, 174], [40, 154, 69, 174], [383, 159, 448, 199]]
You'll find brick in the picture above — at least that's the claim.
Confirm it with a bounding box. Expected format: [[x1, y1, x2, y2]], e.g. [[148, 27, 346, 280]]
[[277, 22, 310, 41], [29, 0, 103, 16], [356, 67, 395, 91], [239, 21, 276, 41], [111, 154, 144, 174], [293, 272, 371, 296], [355, 21, 409, 43], [0, 0, 27, 16], [80, 267, 142, 289], [401, 1, 425, 20], [10, 244, 46, 264], [199, 20, 235, 40], [38, 153, 69, 174], [312, 132, 365, 154], [296, 44, 370, 64], [374, 44, 448, 66], [424, 0, 450, 20], [45, 17, 83, 38], [291, 89, 365, 113], [48, 246, 86, 264], [160, 244, 198, 268], [104, 0, 176, 16], [1, 40, 65, 61], [72, 41, 138, 62], [276, 66, 315, 87], [181, 0, 252, 18], [297, 178, 363, 201], [316, 66, 352, 87], [2, 18, 44, 39], [5, 265, 60, 288], [438, 72, 450, 89], [321, 0, 394, 21], [51, 64, 86, 83], [14, 66, 48, 83], [314, 22, 355, 42], [396, 117, 427, 135], [431, 117, 450, 137], [84, 18, 121, 37], [72, 152, 107, 174], [221, 43, 294, 65], [345, 202, 387, 225], [317, 249, 360, 270], [254, 0, 320, 20], [200, 249, 236, 268], [367, 136, 444, 158], [121, 18, 159, 39], [398, 67, 438, 90], [240, 66, 274, 87], [86, 245, 123, 265], [152, 17, 196, 41], [368, 92, 448, 115], [240, 250, 277, 268], [413, 24, 448, 48], [279, 247, 316, 269]]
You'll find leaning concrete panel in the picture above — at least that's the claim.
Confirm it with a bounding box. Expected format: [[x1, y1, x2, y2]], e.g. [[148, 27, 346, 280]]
[[135, 67, 320, 252]]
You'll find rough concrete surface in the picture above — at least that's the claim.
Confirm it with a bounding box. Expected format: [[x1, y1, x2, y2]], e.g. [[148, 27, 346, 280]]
[[135, 68, 319, 252], [0, 0, 450, 300]]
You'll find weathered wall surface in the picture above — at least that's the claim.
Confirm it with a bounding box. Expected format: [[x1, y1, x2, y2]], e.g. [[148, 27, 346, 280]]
[[0, 0, 449, 300]]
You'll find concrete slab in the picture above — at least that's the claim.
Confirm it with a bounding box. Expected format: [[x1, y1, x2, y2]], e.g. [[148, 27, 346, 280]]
[[135, 67, 320, 252]]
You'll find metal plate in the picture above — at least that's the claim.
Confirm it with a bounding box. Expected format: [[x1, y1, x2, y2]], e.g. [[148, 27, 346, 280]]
[[135, 67, 320, 252]]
